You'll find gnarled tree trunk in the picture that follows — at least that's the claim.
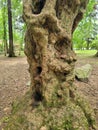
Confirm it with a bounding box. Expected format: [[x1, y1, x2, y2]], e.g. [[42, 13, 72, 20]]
[[23, 0, 87, 105], [23, 0, 97, 130]]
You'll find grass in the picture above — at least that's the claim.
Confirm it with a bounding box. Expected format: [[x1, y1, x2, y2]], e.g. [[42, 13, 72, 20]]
[[75, 50, 97, 57]]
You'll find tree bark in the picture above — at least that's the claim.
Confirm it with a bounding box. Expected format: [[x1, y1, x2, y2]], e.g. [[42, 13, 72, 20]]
[[22, 0, 97, 129], [95, 51, 98, 57], [23, 0, 88, 104]]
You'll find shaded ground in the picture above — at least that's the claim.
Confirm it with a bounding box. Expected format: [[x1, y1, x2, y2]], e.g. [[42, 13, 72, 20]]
[[0, 54, 98, 128]]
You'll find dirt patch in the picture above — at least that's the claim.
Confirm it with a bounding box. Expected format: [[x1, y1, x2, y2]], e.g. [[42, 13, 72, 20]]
[[0, 56, 30, 120], [0, 55, 98, 127], [75, 55, 98, 126]]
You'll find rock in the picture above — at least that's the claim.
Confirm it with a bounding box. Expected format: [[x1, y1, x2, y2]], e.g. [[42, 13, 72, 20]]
[[75, 64, 92, 82]]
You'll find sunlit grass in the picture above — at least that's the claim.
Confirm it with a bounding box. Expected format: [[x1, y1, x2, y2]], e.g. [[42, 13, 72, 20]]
[[75, 50, 97, 57]]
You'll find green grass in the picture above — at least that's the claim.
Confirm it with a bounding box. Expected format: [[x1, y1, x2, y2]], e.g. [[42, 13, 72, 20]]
[[75, 50, 97, 57]]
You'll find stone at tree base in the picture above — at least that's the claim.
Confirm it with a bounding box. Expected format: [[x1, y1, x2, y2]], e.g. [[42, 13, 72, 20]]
[[75, 64, 92, 82]]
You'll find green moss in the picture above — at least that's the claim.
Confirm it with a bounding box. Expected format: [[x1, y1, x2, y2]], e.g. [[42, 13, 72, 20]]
[[2, 91, 97, 130], [2, 91, 33, 130], [75, 95, 97, 129], [5, 114, 33, 130]]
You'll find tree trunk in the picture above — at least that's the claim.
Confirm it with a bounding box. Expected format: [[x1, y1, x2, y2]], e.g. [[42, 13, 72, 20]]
[[86, 41, 90, 50], [7, 0, 15, 57], [23, 0, 87, 106], [95, 51, 98, 57], [22, 0, 97, 129]]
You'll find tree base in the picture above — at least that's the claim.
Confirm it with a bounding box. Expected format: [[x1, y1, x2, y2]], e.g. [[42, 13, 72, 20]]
[[8, 52, 16, 57], [3, 91, 97, 130], [8, 55, 16, 58]]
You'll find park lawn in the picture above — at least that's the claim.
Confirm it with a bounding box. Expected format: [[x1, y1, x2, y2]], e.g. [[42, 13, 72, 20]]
[[75, 50, 97, 57]]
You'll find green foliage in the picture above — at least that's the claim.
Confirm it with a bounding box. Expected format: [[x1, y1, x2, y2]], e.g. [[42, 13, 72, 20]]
[[73, 0, 98, 50], [91, 35, 98, 50]]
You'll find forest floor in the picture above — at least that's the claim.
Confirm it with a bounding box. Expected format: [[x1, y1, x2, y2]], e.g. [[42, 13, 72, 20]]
[[0, 54, 98, 128]]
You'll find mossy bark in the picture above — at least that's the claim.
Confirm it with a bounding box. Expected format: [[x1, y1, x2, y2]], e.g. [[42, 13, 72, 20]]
[[23, 0, 88, 105], [8, 0, 96, 129]]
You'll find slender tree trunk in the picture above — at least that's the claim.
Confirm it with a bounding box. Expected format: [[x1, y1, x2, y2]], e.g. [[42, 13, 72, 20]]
[[95, 45, 98, 57], [7, 0, 15, 57], [86, 41, 90, 50], [95, 51, 98, 57]]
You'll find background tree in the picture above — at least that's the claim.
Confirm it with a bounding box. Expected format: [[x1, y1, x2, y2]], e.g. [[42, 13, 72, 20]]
[[7, 0, 15, 57]]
